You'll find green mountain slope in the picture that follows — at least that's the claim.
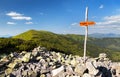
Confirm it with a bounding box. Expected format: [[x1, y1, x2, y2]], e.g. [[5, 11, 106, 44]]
[[63, 34, 120, 51], [0, 30, 119, 61], [89, 38, 120, 51], [13, 30, 83, 55], [12, 30, 120, 61], [14, 29, 57, 40]]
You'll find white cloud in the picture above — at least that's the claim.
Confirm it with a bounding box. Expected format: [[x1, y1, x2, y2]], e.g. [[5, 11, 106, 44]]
[[6, 11, 22, 17], [97, 15, 120, 26], [6, 11, 32, 20], [94, 15, 120, 31], [71, 22, 79, 26], [7, 22, 16, 25], [99, 5, 104, 9], [104, 15, 120, 21], [12, 16, 32, 20], [25, 22, 33, 24]]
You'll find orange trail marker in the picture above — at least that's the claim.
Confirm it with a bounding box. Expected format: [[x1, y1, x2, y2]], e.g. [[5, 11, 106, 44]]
[[80, 7, 95, 63], [80, 21, 95, 26]]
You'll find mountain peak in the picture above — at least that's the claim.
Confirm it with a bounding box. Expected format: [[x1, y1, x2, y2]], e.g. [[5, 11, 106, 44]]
[[13, 29, 56, 40]]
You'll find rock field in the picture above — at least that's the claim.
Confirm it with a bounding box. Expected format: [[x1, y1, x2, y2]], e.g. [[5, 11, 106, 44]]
[[0, 46, 120, 77]]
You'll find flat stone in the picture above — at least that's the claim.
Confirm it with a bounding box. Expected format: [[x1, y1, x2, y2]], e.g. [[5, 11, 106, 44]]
[[30, 72, 37, 77], [5, 68, 13, 75], [65, 65, 74, 75], [83, 73, 92, 77], [99, 53, 107, 60], [32, 51, 38, 57], [36, 56, 42, 61], [21, 53, 31, 62], [51, 66, 64, 77], [74, 64, 87, 76], [40, 74, 45, 77], [86, 62, 99, 75], [7, 61, 17, 68], [70, 58, 77, 66], [22, 70, 28, 76]]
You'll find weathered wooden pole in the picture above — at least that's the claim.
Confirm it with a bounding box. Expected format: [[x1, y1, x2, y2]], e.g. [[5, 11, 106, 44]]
[[80, 7, 95, 63], [83, 7, 88, 63]]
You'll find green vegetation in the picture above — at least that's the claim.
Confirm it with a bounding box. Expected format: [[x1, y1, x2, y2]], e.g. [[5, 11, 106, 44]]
[[88, 38, 120, 51], [0, 38, 37, 58], [0, 30, 120, 61]]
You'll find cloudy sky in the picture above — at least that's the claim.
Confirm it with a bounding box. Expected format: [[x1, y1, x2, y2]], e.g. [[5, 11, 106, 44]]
[[0, 0, 120, 36]]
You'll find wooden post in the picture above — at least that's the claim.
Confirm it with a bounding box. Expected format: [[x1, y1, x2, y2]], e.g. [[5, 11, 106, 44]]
[[80, 7, 95, 63], [83, 7, 88, 63]]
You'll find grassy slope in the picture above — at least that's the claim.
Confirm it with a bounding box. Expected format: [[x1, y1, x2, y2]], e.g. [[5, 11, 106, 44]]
[[13, 30, 120, 61], [91, 38, 120, 51]]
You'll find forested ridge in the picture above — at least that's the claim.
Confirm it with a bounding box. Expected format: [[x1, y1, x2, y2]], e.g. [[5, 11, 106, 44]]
[[0, 29, 120, 61]]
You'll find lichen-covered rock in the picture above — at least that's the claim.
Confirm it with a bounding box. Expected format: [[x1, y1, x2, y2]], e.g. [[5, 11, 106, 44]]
[[40, 74, 45, 77], [74, 64, 87, 76], [7, 61, 17, 68], [36, 56, 42, 60], [5, 68, 13, 75], [70, 58, 77, 67], [99, 53, 107, 58], [32, 50, 38, 57], [21, 52, 31, 62]]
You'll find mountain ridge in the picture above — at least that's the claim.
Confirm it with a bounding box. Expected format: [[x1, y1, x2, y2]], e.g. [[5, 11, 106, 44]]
[[12, 29, 120, 61], [89, 33, 120, 38]]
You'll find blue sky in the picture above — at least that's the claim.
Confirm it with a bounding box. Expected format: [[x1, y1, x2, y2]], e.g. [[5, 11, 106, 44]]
[[0, 0, 120, 36]]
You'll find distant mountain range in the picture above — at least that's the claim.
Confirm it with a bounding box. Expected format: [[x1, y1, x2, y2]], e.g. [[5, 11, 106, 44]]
[[1, 33, 120, 38], [89, 33, 120, 38]]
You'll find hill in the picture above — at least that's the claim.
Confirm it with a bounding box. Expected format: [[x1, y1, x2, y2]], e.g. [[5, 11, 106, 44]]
[[0, 29, 119, 61], [12, 30, 120, 61], [13, 30, 84, 55], [14, 30, 57, 41]]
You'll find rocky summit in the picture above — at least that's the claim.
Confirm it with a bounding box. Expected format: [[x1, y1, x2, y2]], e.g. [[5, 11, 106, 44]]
[[0, 46, 120, 77]]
